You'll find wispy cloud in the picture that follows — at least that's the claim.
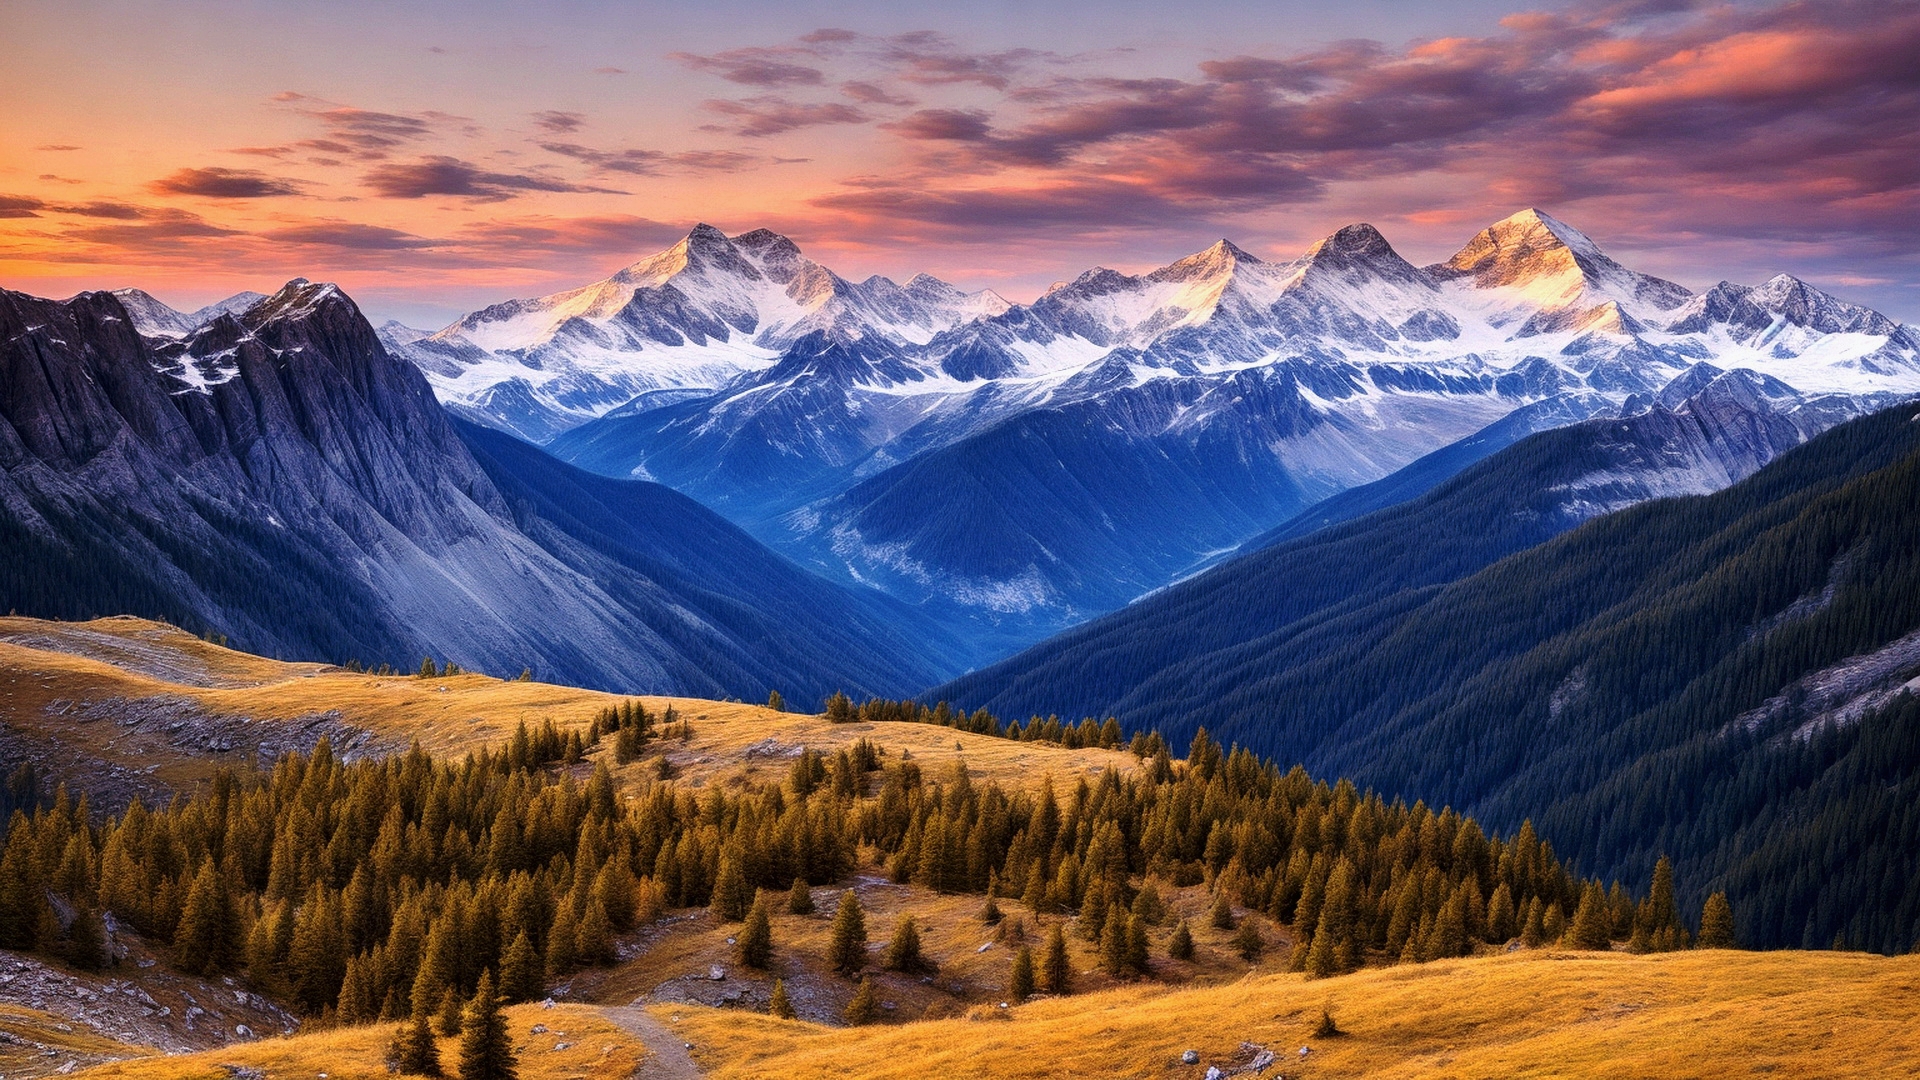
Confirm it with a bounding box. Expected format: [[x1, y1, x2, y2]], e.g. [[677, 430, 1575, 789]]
[[151, 167, 304, 199], [361, 156, 625, 199]]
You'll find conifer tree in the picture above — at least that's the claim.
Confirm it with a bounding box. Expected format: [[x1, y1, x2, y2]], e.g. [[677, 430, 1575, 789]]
[[575, 899, 614, 967], [788, 877, 814, 916], [1487, 882, 1517, 944], [1098, 904, 1128, 976], [391, 1000, 443, 1077], [738, 896, 773, 970], [1042, 923, 1071, 995], [499, 930, 542, 1004], [883, 914, 924, 972], [1125, 914, 1150, 975], [710, 853, 751, 922], [828, 891, 868, 975], [1009, 944, 1035, 1002], [1568, 883, 1611, 950], [843, 975, 877, 1025], [64, 903, 109, 972], [1167, 919, 1194, 961], [437, 986, 466, 1038], [1234, 915, 1265, 963], [767, 691, 785, 712], [1698, 892, 1736, 949], [545, 904, 578, 978], [768, 979, 795, 1020], [174, 861, 240, 975], [1306, 922, 1338, 978], [1209, 891, 1235, 930], [456, 971, 516, 1080], [1520, 897, 1547, 947], [825, 692, 854, 724]]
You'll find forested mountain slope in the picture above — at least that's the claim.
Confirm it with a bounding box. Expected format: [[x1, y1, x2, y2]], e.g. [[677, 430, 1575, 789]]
[[937, 403, 1920, 950]]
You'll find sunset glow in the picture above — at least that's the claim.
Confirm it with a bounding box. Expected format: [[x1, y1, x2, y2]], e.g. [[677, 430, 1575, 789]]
[[4, 0, 1916, 325]]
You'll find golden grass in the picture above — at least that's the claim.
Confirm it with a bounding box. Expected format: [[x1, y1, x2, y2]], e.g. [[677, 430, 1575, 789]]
[[0, 616, 1130, 795], [68, 1004, 641, 1080], [668, 948, 1920, 1079], [0, 1003, 157, 1079]]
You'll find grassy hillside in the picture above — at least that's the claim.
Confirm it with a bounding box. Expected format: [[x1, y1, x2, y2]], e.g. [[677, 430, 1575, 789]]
[[0, 615, 1128, 805], [670, 948, 1920, 1079], [70, 1004, 640, 1080]]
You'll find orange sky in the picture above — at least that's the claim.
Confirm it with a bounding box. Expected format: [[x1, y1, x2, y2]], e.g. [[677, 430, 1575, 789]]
[[4, 0, 1916, 326]]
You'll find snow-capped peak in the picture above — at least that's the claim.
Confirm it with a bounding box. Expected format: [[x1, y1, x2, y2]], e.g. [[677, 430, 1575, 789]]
[[1432, 207, 1691, 324]]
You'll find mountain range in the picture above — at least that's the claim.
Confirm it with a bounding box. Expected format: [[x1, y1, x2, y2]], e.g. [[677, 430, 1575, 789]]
[[381, 210, 1920, 653], [0, 280, 963, 703]]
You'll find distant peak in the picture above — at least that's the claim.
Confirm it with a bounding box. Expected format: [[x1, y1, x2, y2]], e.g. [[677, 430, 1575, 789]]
[[1306, 223, 1400, 263], [733, 227, 802, 258], [1151, 238, 1259, 284]]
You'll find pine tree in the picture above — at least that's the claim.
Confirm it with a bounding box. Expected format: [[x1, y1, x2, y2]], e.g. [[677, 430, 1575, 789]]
[[173, 861, 239, 975], [825, 692, 854, 724], [1042, 923, 1071, 995], [1306, 922, 1338, 978], [828, 891, 868, 975], [766, 691, 785, 712], [1125, 915, 1150, 975], [391, 1002, 443, 1077], [980, 892, 1004, 926], [1233, 915, 1265, 963], [1167, 919, 1194, 961], [710, 853, 751, 922], [499, 931, 542, 1004], [1568, 883, 1611, 950], [1009, 944, 1035, 1002], [1698, 892, 1736, 949], [1520, 897, 1547, 947], [575, 899, 614, 967], [768, 979, 795, 1020], [1098, 904, 1128, 976], [545, 904, 578, 978], [738, 896, 773, 970], [456, 971, 516, 1080], [883, 914, 923, 973], [1486, 882, 1517, 944], [437, 986, 466, 1038], [843, 975, 877, 1025], [1209, 891, 1235, 930], [788, 877, 814, 916], [63, 903, 109, 971]]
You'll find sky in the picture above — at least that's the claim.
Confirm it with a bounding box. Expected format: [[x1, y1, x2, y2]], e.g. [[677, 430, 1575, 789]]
[[2, 0, 1917, 327]]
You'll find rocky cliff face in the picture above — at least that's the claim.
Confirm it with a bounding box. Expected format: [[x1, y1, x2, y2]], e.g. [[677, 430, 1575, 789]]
[[0, 281, 960, 700]]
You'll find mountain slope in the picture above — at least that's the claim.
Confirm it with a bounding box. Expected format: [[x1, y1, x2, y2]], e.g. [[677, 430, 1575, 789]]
[[935, 402, 1920, 949], [0, 281, 957, 702], [533, 214, 1919, 649]]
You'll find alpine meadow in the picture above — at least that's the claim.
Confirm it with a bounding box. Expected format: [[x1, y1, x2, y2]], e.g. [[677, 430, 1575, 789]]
[[3, 0, 1919, 1077]]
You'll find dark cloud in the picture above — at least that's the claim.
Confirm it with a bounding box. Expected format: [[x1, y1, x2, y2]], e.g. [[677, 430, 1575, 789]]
[[702, 98, 867, 137], [539, 142, 667, 175], [35, 145, 81, 152], [0, 195, 44, 219], [57, 201, 147, 220], [794, 0, 1920, 263], [270, 93, 449, 160], [841, 81, 915, 106], [538, 143, 755, 175], [65, 209, 240, 253], [150, 167, 304, 199], [531, 111, 586, 134], [361, 156, 625, 200], [259, 222, 434, 249], [882, 109, 994, 142], [673, 47, 825, 86]]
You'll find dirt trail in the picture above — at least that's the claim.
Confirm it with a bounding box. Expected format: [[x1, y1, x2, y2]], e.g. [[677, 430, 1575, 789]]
[[598, 1005, 703, 1079]]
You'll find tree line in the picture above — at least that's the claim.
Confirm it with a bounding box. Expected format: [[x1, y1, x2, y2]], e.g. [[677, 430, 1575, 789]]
[[0, 701, 1730, 1034]]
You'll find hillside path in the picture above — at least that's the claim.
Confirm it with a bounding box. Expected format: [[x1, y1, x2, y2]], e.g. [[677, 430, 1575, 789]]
[[599, 1005, 704, 1079]]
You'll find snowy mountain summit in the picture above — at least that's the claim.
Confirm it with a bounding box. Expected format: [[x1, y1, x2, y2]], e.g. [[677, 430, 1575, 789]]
[[385, 223, 1007, 440], [377, 211, 1918, 647]]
